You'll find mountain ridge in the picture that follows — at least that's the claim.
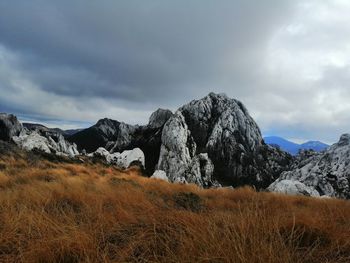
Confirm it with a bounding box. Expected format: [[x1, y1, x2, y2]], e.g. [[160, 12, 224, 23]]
[[67, 93, 293, 188], [264, 136, 329, 155], [2, 92, 350, 199]]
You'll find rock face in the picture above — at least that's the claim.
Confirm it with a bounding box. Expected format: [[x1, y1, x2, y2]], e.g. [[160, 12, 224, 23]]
[[0, 113, 23, 141], [157, 111, 195, 183], [150, 170, 169, 182], [157, 93, 292, 188], [268, 179, 320, 197], [156, 111, 219, 187], [13, 130, 79, 157], [69, 109, 174, 174], [67, 93, 292, 187], [23, 123, 82, 137], [0, 113, 79, 157], [64, 93, 293, 187], [148, 109, 173, 129], [4, 94, 350, 197], [186, 153, 217, 187], [269, 134, 350, 198], [13, 131, 52, 153], [68, 118, 136, 153], [116, 148, 145, 169], [89, 147, 145, 169]]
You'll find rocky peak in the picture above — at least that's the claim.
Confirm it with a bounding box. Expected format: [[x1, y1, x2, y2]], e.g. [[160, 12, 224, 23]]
[[69, 114, 166, 173], [23, 123, 64, 143], [23, 123, 51, 132], [94, 118, 123, 138], [0, 113, 23, 141], [157, 93, 290, 188], [148, 108, 173, 129], [179, 92, 262, 152], [23, 123, 82, 137], [337, 133, 350, 146], [65, 93, 292, 187], [68, 118, 137, 153]]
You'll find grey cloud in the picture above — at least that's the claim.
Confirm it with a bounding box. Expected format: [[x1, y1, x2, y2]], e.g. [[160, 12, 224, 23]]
[[1, 1, 350, 143], [0, 1, 296, 105]]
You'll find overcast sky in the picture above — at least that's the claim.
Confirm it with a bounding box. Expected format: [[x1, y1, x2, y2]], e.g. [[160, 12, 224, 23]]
[[0, 0, 350, 143]]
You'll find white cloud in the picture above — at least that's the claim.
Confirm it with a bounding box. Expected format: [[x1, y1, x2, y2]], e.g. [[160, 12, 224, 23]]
[[247, 0, 350, 143]]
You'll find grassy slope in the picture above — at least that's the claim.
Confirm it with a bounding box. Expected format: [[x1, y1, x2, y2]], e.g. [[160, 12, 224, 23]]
[[0, 149, 349, 262]]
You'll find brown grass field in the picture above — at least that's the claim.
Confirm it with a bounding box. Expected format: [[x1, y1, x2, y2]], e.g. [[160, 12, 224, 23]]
[[0, 147, 350, 262]]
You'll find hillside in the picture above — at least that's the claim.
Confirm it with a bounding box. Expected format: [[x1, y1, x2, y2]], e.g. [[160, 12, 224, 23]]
[[0, 143, 349, 263]]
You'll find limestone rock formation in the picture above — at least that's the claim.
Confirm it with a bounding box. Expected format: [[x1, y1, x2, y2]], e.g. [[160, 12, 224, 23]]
[[157, 93, 292, 188], [148, 109, 173, 129], [69, 108, 173, 174], [0, 113, 23, 141], [269, 134, 350, 198], [68, 118, 136, 153], [116, 148, 145, 169], [186, 153, 218, 187], [89, 147, 145, 169], [157, 111, 195, 183], [13, 131, 51, 153], [150, 170, 169, 182], [267, 179, 320, 197], [23, 123, 82, 137], [89, 147, 111, 160], [66, 93, 293, 187], [13, 130, 79, 157], [0, 113, 79, 157]]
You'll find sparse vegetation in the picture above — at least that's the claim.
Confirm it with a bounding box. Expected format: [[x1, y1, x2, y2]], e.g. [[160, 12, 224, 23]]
[[0, 147, 349, 262]]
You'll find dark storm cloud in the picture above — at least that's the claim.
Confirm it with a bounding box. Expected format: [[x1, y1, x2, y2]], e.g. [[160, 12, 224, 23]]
[[0, 0, 295, 104], [1, 0, 350, 143]]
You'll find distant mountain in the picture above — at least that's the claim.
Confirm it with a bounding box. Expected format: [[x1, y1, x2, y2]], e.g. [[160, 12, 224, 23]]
[[264, 136, 329, 155], [299, 141, 329, 152], [264, 136, 300, 155]]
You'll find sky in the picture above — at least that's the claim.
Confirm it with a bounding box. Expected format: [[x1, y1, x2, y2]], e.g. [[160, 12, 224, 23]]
[[0, 0, 350, 144]]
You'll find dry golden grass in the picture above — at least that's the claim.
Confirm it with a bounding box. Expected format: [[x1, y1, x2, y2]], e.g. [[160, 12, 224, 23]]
[[0, 152, 350, 262]]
